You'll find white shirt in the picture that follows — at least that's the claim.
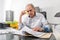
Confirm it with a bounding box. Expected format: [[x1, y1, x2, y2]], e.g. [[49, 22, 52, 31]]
[[20, 13, 48, 29]]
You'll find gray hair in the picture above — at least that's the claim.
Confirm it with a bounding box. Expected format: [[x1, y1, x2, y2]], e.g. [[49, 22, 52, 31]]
[[26, 4, 35, 9]]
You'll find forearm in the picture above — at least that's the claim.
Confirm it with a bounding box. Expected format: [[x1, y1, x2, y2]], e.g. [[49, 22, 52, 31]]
[[19, 16, 22, 23], [19, 15, 23, 30], [19, 10, 25, 23], [19, 10, 26, 30], [18, 23, 24, 30]]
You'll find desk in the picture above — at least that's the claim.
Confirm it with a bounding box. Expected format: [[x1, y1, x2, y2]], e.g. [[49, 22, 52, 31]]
[[5, 34, 56, 40], [0, 33, 56, 40], [0, 27, 59, 40]]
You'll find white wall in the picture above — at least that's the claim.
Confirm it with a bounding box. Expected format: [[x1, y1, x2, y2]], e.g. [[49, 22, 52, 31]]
[[0, 0, 4, 22], [4, 0, 12, 22], [10, 0, 60, 21], [4, 0, 60, 23], [42, 6, 60, 24]]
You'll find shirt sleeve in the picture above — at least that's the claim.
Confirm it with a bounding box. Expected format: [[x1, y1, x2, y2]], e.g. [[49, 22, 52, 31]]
[[18, 23, 24, 30], [18, 15, 28, 30], [41, 15, 51, 31], [32, 13, 48, 28]]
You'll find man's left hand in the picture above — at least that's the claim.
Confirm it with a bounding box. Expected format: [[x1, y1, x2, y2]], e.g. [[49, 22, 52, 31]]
[[32, 27, 43, 32]]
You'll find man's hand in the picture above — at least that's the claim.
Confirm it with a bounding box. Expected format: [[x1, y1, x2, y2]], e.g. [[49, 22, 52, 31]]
[[32, 27, 43, 32], [19, 10, 26, 23], [20, 10, 26, 16]]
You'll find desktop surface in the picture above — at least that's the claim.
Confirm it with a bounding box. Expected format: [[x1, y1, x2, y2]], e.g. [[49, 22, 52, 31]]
[[6, 34, 56, 40], [0, 27, 60, 40]]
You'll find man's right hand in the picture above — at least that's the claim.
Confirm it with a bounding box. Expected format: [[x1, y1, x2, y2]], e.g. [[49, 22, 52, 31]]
[[19, 10, 26, 23], [20, 10, 26, 17], [32, 27, 44, 32]]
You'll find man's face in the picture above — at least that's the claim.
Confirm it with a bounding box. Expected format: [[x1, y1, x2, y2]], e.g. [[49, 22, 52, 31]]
[[26, 5, 35, 18]]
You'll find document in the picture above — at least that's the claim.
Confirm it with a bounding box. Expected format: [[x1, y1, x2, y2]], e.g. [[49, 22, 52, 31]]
[[22, 26, 46, 37], [10, 26, 46, 37], [0, 27, 46, 38], [0, 29, 9, 34]]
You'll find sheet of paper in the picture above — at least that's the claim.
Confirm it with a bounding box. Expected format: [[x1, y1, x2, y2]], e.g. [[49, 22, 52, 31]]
[[0, 27, 46, 38], [10, 26, 46, 37], [7, 28, 26, 35], [23, 26, 46, 37], [0, 28, 12, 34], [0, 29, 9, 34], [7, 26, 30, 35]]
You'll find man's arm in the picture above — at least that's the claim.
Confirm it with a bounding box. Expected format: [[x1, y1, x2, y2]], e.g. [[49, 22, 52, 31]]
[[41, 15, 51, 32], [32, 14, 44, 32], [32, 14, 48, 32], [19, 10, 26, 29], [19, 10, 26, 23]]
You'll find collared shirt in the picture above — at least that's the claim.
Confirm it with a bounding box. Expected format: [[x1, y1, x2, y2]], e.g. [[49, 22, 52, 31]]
[[19, 13, 49, 29]]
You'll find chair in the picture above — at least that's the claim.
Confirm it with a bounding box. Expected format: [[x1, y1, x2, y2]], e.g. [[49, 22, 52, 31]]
[[35, 7, 53, 32], [40, 11, 53, 32]]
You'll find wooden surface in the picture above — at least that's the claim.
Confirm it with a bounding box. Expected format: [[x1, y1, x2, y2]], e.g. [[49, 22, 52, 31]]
[[40, 33, 52, 38], [23, 33, 52, 38]]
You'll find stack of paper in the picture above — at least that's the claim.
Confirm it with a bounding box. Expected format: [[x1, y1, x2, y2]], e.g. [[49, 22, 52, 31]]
[[0, 29, 9, 34], [10, 26, 46, 37], [0, 27, 52, 38], [22, 26, 46, 37]]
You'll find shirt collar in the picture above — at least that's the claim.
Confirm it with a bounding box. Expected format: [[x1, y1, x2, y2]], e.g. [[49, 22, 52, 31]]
[[28, 12, 37, 18]]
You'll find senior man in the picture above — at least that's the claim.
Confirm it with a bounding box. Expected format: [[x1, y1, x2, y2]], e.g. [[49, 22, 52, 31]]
[[19, 4, 50, 33]]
